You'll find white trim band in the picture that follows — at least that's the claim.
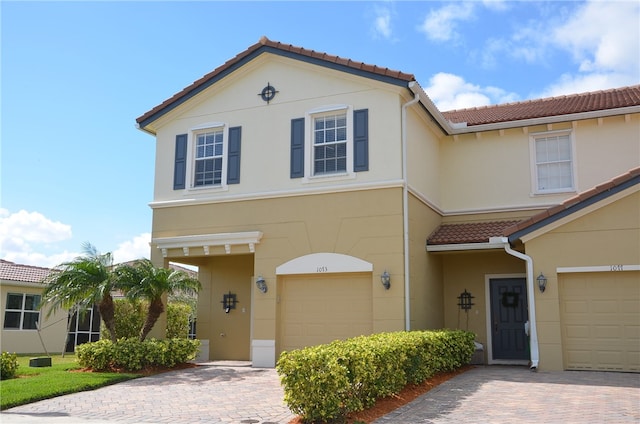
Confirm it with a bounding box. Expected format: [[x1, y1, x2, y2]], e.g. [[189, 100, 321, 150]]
[[557, 265, 640, 273]]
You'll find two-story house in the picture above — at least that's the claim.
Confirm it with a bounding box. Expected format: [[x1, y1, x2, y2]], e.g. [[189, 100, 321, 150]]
[[136, 37, 639, 371]]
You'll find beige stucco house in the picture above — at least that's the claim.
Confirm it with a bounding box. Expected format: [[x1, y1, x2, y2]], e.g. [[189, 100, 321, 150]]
[[0, 260, 71, 354], [136, 37, 639, 371]]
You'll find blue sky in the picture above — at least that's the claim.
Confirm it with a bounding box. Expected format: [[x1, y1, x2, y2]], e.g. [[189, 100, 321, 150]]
[[2, 1, 639, 268]]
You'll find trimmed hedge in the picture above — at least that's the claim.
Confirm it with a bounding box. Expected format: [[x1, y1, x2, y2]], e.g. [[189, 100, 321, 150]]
[[75, 338, 200, 372], [276, 330, 475, 423], [0, 352, 19, 380]]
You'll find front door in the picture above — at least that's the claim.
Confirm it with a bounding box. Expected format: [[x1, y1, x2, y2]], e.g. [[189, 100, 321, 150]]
[[490, 278, 529, 360]]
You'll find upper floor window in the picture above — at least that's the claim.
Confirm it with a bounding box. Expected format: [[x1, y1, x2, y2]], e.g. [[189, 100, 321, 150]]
[[194, 129, 224, 186], [313, 112, 348, 175], [3, 293, 41, 330], [530, 130, 575, 194], [291, 106, 368, 180], [173, 124, 241, 191]]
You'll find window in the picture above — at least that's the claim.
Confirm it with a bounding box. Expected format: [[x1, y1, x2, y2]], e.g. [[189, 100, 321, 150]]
[[65, 305, 101, 352], [194, 129, 224, 186], [313, 113, 347, 175], [531, 131, 575, 193], [3, 293, 41, 330], [173, 125, 241, 190], [290, 106, 368, 180]]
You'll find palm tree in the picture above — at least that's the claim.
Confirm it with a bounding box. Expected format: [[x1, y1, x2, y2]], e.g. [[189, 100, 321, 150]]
[[115, 259, 201, 341], [42, 243, 119, 342]]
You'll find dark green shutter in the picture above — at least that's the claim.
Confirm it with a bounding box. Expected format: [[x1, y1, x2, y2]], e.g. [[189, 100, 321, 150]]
[[227, 126, 241, 184], [173, 134, 188, 190], [290, 118, 305, 178], [353, 109, 368, 172]]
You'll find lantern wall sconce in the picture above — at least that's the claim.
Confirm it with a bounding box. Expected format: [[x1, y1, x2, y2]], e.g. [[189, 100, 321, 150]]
[[381, 270, 391, 290], [537, 273, 547, 293], [457, 289, 475, 311], [256, 276, 267, 293], [221, 291, 238, 313]]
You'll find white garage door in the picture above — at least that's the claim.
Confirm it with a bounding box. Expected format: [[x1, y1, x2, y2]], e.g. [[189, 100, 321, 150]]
[[279, 273, 372, 353], [560, 271, 640, 372]]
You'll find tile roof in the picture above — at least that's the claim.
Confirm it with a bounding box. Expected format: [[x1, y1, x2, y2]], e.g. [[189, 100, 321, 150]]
[[136, 36, 415, 128], [0, 259, 51, 284], [504, 166, 640, 240], [427, 220, 521, 245], [442, 85, 640, 126]]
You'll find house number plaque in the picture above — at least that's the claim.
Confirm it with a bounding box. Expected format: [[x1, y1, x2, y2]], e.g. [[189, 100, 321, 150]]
[[316, 266, 328, 273]]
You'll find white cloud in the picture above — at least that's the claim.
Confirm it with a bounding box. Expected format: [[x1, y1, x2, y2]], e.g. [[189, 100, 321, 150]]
[[553, 1, 639, 74], [541, 0, 640, 96], [372, 5, 393, 39], [113, 232, 151, 264], [0, 208, 72, 244], [0, 208, 78, 267], [425, 72, 519, 111], [417, 2, 475, 42]]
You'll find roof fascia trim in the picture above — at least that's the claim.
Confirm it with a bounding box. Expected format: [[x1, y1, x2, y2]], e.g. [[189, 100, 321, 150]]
[[138, 45, 411, 130], [508, 175, 640, 243], [448, 105, 640, 135]]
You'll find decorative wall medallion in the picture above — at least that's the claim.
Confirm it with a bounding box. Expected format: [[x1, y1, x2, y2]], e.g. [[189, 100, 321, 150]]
[[259, 83, 277, 104]]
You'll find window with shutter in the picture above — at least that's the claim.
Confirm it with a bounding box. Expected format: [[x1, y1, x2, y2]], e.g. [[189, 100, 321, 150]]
[[291, 106, 368, 180], [172, 124, 242, 190]]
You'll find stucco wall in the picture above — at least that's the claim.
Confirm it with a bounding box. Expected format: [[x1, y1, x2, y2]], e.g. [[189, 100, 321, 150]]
[[439, 114, 640, 213], [523, 188, 640, 371], [151, 55, 406, 203], [0, 283, 69, 354]]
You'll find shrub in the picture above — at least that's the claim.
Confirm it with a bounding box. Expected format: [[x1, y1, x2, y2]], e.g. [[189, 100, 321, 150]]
[[166, 302, 192, 339], [101, 299, 145, 340], [277, 330, 475, 423], [0, 352, 19, 380], [76, 338, 200, 372]]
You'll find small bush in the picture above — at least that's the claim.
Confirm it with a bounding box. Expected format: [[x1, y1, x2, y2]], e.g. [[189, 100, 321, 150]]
[[166, 302, 192, 339], [76, 338, 200, 372], [277, 330, 475, 423], [0, 352, 19, 380]]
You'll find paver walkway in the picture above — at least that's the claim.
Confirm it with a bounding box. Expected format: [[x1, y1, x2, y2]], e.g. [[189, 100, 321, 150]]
[[1, 363, 295, 424], [2, 364, 639, 423], [374, 366, 640, 424]]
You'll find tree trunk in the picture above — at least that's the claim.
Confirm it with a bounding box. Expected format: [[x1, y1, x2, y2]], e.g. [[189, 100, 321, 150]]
[[98, 294, 117, 343], [140, 298, 164, 342]]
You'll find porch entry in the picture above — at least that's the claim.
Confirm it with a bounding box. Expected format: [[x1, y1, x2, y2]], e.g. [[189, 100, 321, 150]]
[[489, 278, 529, 361]]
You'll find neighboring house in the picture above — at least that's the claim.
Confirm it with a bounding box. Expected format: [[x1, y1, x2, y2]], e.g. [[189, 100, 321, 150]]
[[136, 37, 639, 371], [0, 260, 69, 353]]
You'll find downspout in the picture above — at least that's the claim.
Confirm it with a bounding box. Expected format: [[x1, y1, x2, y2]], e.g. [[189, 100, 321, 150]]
[[401, 83, 420, 331], [493, 236, 540, 369]]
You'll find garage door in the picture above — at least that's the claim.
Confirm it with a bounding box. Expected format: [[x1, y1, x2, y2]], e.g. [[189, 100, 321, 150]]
[[279, 273, 372, 353], [560, 272, 640, 372]]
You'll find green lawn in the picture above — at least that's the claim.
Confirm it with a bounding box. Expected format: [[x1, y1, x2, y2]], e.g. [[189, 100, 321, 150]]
[[1, 354, 140, 410]]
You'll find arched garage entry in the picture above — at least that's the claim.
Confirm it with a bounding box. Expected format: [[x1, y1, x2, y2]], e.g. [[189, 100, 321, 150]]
[[276, 253, 373, 354]]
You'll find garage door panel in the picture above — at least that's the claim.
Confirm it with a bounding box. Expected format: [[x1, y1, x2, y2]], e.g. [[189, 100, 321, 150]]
[[561, 272, 640, 372], [279, 273, 373, 353]]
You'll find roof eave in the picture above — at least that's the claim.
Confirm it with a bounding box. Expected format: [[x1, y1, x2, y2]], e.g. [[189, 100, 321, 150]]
[[448, 105, 640, 135], [507, 173, 640, 243], [137, 43, 414, 132]]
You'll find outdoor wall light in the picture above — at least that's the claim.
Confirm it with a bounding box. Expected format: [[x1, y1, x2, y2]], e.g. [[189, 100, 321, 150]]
[[381, 270, 391, 290], [537, 273, 548, 293], [221, 291, 238, 313], [256, 276, 267, 293]]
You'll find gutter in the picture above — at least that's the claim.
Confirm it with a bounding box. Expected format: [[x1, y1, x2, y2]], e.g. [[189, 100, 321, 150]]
[[491, 236, 540, 369], [401, 83, 420, 331]]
